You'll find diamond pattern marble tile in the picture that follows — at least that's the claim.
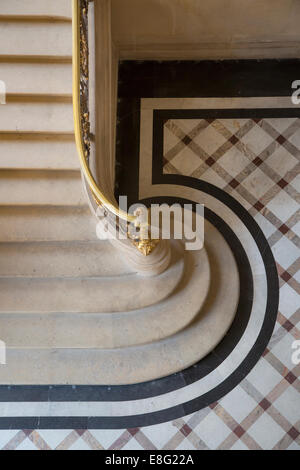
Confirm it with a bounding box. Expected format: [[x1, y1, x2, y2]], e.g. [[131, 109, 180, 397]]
[[247, 413, 286, 450]]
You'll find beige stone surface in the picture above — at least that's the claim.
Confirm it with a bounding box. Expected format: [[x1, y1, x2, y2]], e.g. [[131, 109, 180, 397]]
[[84, 176, 173, 277], [0, 220, 239, 384], [0, 0, 72, 17], [0, 243, 184, 314], [0, 141, 79, 170], [0, 206, 99, 242], [112, 0, 300, 59], [0, 241, 133, 278], [0, 241, 210, 349], [0, 22, 72, 55], [0, 170, 85, 206], [87, 2, 173, 276], [0, 63, 72, 94], [94, 0, 118, 203], [112, 0, 300, 45], [0, 103, 73, 132]]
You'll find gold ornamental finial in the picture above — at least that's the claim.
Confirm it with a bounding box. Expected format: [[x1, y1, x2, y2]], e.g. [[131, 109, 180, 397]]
[[133, 238, 160, 256], [130, 207, 159, 256]]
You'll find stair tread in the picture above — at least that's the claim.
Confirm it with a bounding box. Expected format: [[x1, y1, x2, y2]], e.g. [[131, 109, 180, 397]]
[[0, 205, 98, 242], [0, 0, 72, 18], [0, 63, 72, 94], [0, 22, 72, 56], [0, 141, 79, 170], [0, 170, 85, 206], [0, 102, 73, 132], [0, 243, 210, 349], [0, 256, 184, 313], [0, 241, 133, 278]]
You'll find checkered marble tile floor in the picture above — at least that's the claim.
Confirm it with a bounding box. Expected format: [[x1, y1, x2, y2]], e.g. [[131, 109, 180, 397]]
[[1, 112, 299, 450]]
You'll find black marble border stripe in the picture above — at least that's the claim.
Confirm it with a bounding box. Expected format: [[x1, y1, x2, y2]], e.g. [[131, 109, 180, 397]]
[[118, 60, 300, 98]]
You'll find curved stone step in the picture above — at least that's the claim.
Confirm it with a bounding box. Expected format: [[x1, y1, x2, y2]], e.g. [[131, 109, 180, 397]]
[[0, 245, 184, 314], [0, 221, 239, 384], [0, 241, 210, 348]]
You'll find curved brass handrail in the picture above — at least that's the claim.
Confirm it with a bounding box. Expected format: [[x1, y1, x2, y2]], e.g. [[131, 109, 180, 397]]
[[72, 0, 159, 256], [72, 0, 135, 223]]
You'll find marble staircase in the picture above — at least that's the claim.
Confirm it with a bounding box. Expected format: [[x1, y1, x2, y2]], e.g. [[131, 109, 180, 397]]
[[0, 0, 239, 385]]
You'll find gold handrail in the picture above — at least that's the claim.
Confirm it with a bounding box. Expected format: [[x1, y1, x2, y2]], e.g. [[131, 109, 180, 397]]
[[72, 0, 135, 223], [72, 0, 159, 256]]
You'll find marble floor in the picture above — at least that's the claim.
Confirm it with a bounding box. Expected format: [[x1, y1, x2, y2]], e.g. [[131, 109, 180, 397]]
[[0, 60, 299, 450]]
